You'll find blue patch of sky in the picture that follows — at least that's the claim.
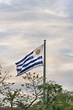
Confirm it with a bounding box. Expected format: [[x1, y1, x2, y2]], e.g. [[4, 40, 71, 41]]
[[0, 45, 9, 52], [0, 32, 15, 40], [0, 32, 10, 38], [59, 48, 73, 60], [66, 0, 73, 18]]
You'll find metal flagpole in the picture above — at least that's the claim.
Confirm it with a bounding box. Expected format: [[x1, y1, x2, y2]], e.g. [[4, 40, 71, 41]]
[[43, 40, 46, 103]]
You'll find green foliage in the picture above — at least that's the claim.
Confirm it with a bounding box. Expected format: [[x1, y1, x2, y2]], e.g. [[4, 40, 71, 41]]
[[20, 72, 43, 109], [65, 105, 73, 110], [30, 80, 73, 110], [2, 88, 21, 109], [0, 69, 73, 110]]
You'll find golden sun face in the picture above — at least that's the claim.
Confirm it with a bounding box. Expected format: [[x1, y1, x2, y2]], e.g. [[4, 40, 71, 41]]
[[36, 49, 40, 54]]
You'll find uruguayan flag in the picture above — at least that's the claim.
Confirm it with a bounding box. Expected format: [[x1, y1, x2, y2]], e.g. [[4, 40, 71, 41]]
[[15, 44, 44, 76]]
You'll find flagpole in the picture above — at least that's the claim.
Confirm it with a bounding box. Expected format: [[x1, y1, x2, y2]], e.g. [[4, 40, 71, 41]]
[[43, 40, 46, 103]]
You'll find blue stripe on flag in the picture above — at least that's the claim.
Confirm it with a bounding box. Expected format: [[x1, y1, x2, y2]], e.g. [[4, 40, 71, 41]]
[[17, 56, 42, 68], [17, 61, 43, 76], [17, 55, 33, 66], [15, 52, 33, 65], [23, 56, 42, 68]]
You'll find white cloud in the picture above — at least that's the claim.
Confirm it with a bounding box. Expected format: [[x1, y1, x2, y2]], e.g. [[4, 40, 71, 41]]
[[0, 0, 73, 91], [0, 0, 12, 5], [60, 63, 73, 71]]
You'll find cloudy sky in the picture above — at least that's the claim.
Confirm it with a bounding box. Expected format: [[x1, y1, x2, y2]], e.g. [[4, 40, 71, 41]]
[[0, 0, 73, 91]]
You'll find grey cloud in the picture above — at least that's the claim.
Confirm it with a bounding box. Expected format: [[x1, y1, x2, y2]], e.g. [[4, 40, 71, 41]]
[[0, 0, 73, 91], [0, 0, 73, 19], [0, 0, 54, 11], [0, 11, 63, 22]]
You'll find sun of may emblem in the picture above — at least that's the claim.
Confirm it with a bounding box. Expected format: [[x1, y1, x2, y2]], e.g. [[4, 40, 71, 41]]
[[36, 49, 40, 54]]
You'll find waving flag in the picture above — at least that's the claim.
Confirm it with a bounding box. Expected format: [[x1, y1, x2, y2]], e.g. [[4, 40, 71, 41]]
[[15, 44, 44, 76]]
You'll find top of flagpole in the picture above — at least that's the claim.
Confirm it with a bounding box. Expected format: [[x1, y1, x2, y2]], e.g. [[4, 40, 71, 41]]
[[44, 40, 46, 42]]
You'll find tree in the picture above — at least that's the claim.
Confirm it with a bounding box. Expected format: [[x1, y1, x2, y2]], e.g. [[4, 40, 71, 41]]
[[17, 72, 43, 110], [1, 67, 73, 110], [2, 88, 21, 110], [0, 66, 9, 84], [37, 81, 63, 110], [0, 66, 13, 106], [37, 81, 73, 110]]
